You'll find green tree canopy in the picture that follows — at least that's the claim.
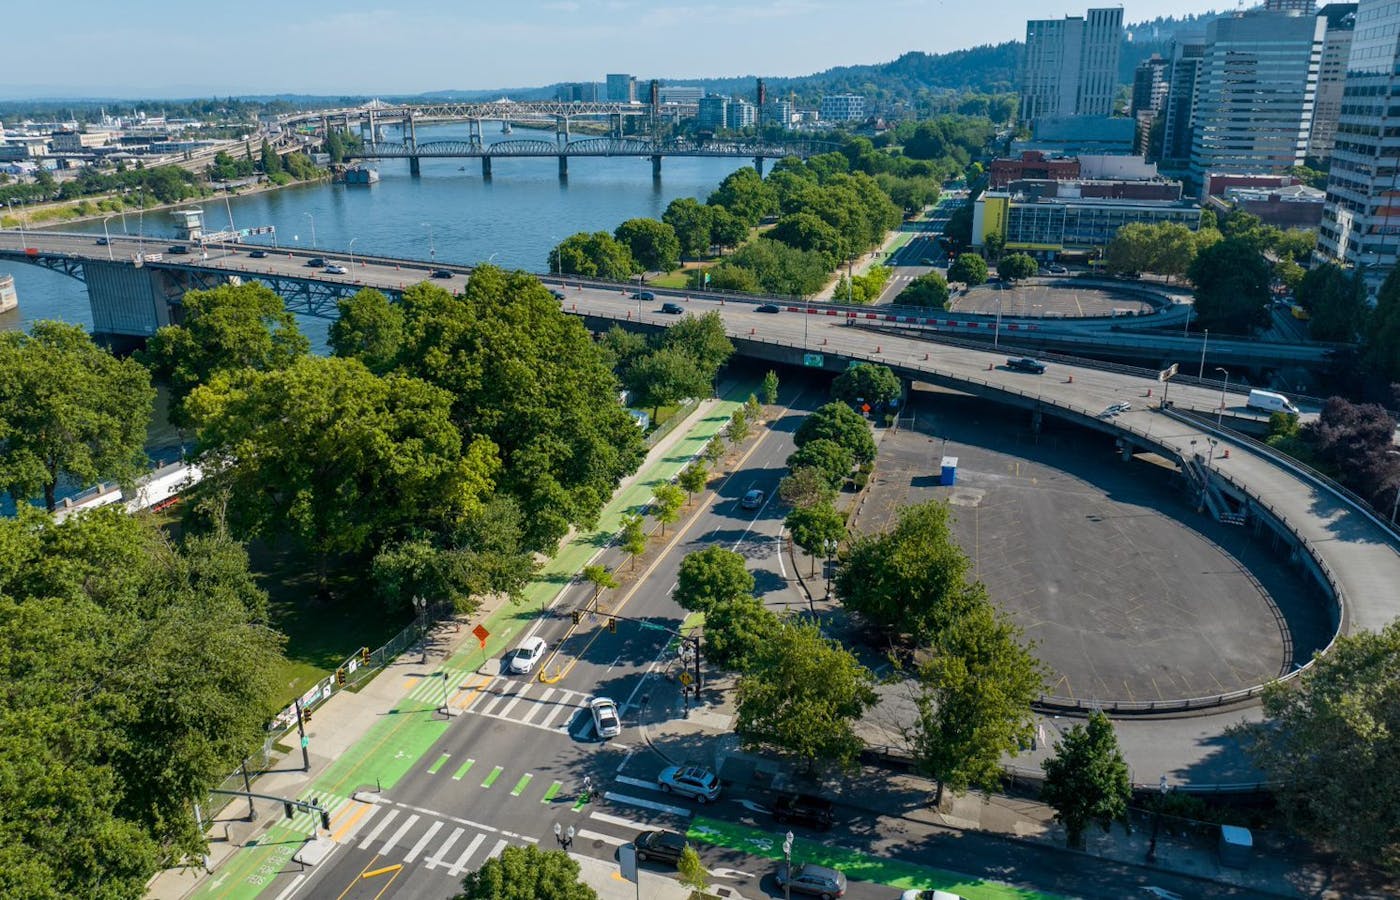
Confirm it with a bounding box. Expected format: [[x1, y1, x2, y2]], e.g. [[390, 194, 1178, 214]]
[[704, 595, 780, 672], [548, 231, 640, 280], [898, 271, 950, 308], [1188, 237, 1271, 334], [832, 362, 902, 409], [779, 466, 837, 509], [674, 546, 754, 614], [1235, 621, 1400, 872], [768, 212, 844, 263], [454, 845, 598, 900], [948, 253, 988, 285], [786, 438, 854, 490], [614, 218, 681, 273], [330, 287, 404, 374], [1368, 267, 1400, 382], [0, 321, 155, 511], [1039, 711, 1133, 849], [785, 501, 845, 576], [998, 252, 1038, 281], [708, 166, 777, 226], [736, 619, 878, 771], [1297, 263, 1366, 343], [1103, 222, 1155, 276], [663, 197, 714, 259], [762, 370, 780, 405], [795, 401, 877, 463], [708, 205, 750, 253], [625, 347, 711, 420], [661, 311, 734, 380], [142, 282, 308, 425]]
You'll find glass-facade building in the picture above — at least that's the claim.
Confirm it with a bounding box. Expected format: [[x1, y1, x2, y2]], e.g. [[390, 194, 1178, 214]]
[[973, 192, 1204, 254]]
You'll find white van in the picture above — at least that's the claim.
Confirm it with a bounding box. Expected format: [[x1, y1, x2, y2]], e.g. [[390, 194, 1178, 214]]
[[1247, 389, 1299, 415]]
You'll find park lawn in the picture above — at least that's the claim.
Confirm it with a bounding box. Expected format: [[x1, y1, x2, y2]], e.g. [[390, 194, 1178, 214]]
[[649, 270, 692, 289]]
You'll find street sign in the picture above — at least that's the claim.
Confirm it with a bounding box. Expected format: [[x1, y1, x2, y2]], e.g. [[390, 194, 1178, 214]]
[[803, 353, 824, 367], [860, 403, 871, 414], [679, 671, 693, 686], [472, 624, 490, 649], [301, 736, 309, 748], [619, 843, 638, 884], [1158, 363, 1179, 382]]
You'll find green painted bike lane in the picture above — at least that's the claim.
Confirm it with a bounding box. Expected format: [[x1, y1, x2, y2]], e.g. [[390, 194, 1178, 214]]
[[687, 816, 1063, 900], [193, 386, 749, 899]]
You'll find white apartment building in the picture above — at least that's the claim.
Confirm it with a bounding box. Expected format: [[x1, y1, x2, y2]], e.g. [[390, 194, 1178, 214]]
[[1019, 7, 1123, 124], [819, 94, 866, 122]]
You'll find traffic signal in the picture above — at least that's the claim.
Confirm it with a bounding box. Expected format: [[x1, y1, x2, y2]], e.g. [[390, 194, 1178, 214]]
[[283, 802, 294, 819], [571, 610, 581, 625], [302, 708, 312, 725], [608, 618, 618, 634], [320, 809, 331, 830], [336, 668, 346, 686], [361, 646, 371, 666]]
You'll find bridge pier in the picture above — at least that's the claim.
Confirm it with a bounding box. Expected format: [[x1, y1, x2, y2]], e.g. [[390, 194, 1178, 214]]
[[754, 157, 765, 175], [558, 156, 568, 179], [1030, 409, 1042, 435], [651, 155, 662, 180], [409, 156, 420, 177], [482, 156, 492, 179]]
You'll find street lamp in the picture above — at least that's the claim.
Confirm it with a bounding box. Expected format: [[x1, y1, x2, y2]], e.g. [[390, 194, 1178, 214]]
[[348, 237, 358, 270], [1198, 328, 1209, 380], [1148, 776, 1169, 863], [413, 595, 427, 664], [782, 830, 794, 900], [101, 215, 115, 261], [1214, 367, 1230, 428], [822, 537, 838, 600], [422, 222, 435, 262], [303, 212, 317, 250], [993, 289, 1004, 349]]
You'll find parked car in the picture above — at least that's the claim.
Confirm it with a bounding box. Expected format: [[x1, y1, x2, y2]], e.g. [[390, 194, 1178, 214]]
[[660, 302, 685, 315], [771, 793, 835, 830], [657, 765, 721, 803], [740, 488, 765, 510], [633, 290, 655, 301], [755, 303, 781, 313], [306, 257, 326, 267], [774, 862, 846, 899], [508, 635, 548, 674], [167, 244, 189, 255], [249, 249, 268, 258], [324, 264, 348, 275], [589, 697, 621, 739], [1005, 357, 1047, 374], [431, 269, 453, 279], [902, 891, 965, 900], [633, 829, 688, 865]]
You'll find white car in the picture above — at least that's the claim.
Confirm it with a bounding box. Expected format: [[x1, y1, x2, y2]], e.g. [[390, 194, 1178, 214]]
[[589, 697, 621, 739], [902, 891, 966, 900], [324, 264, 348, 274], [508, 635, 548, 674]]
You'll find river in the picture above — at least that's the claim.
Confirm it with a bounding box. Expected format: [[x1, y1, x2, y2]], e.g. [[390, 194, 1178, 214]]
[[0, 122, 750, 346]]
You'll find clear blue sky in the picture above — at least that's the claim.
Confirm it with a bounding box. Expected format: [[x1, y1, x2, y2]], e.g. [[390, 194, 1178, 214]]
[[5, 1, 1226, 99]]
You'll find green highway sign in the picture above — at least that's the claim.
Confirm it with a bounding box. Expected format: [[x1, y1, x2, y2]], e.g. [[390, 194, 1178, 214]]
[[803, 353, 824, 368]]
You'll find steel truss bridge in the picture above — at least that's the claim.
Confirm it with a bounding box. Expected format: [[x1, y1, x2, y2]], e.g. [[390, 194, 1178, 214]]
[[347, 136, 837, 161]]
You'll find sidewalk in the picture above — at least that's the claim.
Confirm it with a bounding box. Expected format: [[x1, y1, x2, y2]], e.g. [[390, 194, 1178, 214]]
[[149, 390, 745, 900]]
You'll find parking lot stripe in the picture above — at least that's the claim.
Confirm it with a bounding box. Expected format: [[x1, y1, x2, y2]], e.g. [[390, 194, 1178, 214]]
[[590, 811, 655, 831], [481, 765, 504, 789], [614, 775, 657, 791], [578, 828, 627, 846]]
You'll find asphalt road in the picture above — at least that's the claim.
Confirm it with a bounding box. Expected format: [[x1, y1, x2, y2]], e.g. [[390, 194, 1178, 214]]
[[873, 195, 961, 305]]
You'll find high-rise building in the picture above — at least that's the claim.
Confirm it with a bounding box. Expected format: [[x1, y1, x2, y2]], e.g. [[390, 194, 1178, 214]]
[[556, 82, 599, 103], [764, 99, 795, 129], [605, 74, 636, 103], [1188, 9, 1324, 187], [696, 96, 729, 130], [1160, 36, 1205, 164], [726, 99, 756, 130], [1019, 7, 1124, 124], [1264, 0, 1316, 10], [1308, 4, 1358, 160], [1318, 0, 1400, 289], [658, 85, 704, 105], [1131, 54, 1172, 155], [819, 94, 867, 122]]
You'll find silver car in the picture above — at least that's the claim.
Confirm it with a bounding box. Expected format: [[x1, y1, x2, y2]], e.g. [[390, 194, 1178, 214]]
[[656, 765, 721, 803], [775, 862, 846, 899]]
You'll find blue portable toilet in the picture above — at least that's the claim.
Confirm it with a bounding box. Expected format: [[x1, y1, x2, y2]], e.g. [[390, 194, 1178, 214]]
[[1219, 825, 1253, 869], [940, 456, 958, 486]]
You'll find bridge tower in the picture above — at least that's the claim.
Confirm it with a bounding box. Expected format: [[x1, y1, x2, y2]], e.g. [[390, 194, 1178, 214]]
[[405, 111, 420, 177], [556, 115, 570, 179]]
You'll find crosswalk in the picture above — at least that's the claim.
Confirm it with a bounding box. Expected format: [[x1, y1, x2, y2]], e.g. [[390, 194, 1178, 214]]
[[407, 672, 597, 734]]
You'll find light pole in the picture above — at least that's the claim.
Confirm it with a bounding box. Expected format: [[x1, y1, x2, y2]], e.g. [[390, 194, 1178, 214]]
[[413, 595, 427, 664], [823, 538, 838, 600], [348, 237, 358, 270], [1214, 367, 1230, 428], [422, 222, 435, 262], [1148, 776, 1169, 863], [101, 215, 115, 261], [782, 831, 794, 900], [993, 289, 1004, 349], [1198, 328, 1209, 380], [303, 212, 317, 250]]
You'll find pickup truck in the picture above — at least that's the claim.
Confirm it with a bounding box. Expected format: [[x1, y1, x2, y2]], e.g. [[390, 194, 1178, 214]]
[[1005, 357, 1047, 374]]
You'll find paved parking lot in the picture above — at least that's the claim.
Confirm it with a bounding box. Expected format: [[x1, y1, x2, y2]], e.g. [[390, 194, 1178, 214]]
[[852, 386, 1329, 705], [948, 279, 1154, 318]]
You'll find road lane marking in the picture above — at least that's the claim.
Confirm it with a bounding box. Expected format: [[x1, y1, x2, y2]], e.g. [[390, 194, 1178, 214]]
[[387, 801, 536, 842], [357, 809, 400, 850], [330, 799, 377, 843], [486, 838, 509, 861], [378, 814, 419, 856], [578, 828, 627, 846], [424, 826, 464, 870], [455, 674, 496, 712], [616, 748, 635, 773], [510, 773, 534, 796], [614, 775, 658, 791], [272, 873, 306, 900], [403, 821, 443, 863], [452, 758, 477, 780], [603, 792, 692, 818], [447, 834, 486, 877], [591, 811, 662, 831], [427, 753, 450, 774], [481, 765, 504, 789], [496, 682, 533, 718], [541, 780, 563, 803], [519, 687, 556, 723]]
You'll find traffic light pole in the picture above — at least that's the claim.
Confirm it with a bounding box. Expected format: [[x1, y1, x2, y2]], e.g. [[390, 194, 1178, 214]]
[[294, 699, 310, 772], [209, 789, 331, 833], [589, 611, 702, 691]]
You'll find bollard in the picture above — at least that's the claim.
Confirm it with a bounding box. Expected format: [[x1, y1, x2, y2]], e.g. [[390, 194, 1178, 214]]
[[987, 363, 994, 371], [627, 310, 632, 319], [750, 328, 755, 335], [875, 345, 881, 353], [1066, 375, 1074, 383], [1223, 449, 1230, 459], [924, 353, 929, 360], [1146, 388, 1153, 397]]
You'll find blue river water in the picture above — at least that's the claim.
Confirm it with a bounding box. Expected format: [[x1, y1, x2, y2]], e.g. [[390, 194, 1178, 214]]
[[0, 123, 749, 344]]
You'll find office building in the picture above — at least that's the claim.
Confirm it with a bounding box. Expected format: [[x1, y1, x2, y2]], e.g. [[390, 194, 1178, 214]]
[[606, 74, 636, 103], [1012, 116, 1136, 156], [764, 99, 795, 129], [1160, 36, 1206, 164], [1019, 7, 1124, 123], [819, 94, 866, 122], [1131, 54, 1171, 117], [696, 96, 729, 130], [1188, 9, 1325, 186], [1265, 0, 1316, 10], [726, 99, 756, 130], [1309, 4, 1358, 160], [1317, 0, 1400, 289], [972, 189, 1202, 255], [658, 85, 704, 105], [556, 82, 599, 103], [991, 151, 1082, 187]]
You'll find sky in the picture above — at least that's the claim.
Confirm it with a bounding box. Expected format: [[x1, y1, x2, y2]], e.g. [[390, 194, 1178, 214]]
[[3, 1, 1229, 99]]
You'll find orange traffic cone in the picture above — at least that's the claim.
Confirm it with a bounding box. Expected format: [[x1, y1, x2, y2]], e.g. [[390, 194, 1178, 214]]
[[1066, 375, 1073, 384], [1223, 449, 1231, 459]]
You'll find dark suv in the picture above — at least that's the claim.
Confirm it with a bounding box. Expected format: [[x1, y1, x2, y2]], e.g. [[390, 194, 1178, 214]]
[[1005, 357, 1047, 374], [633, 829, 688, 865], [772, 793, 835, 830], [306, 256, 326, 268]]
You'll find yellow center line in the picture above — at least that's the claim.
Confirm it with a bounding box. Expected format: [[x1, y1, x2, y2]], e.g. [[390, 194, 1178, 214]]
[[452, 673, 494, 711], [336, 855, 383, 900], [329, 800, 375, 843]]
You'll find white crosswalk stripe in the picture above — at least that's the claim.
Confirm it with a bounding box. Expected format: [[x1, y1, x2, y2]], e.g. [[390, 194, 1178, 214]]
[[403, 820, 443, 863], [456, 680, 587, 734], [486, 838, 509, 860], [379, 814, 419, 856], [424, 826, 465, 870], [448, 834, 486, 877], [357, 808, 399, 850]]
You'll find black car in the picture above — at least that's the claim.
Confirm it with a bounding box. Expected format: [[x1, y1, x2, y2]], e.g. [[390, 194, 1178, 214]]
[[1005, 357, 1047, 374], [660, 302, 685, 314], [249, 249, 268, 259], [633, 829, 688, 866], [167, 244, 189, 255], [549, 288, 567, 300], [306, 257, 326, 267], [431, 269, 453, 279], [772, 793, 835, 830], [756, 303, 781, 313], [633, 290, 656, 301]]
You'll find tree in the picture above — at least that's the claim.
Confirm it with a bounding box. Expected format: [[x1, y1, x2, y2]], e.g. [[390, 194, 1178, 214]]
[[1040, 711, 1132, 849], [998, 252, 1038, 282], [620, 513, 648, 569], [736, 620, 878, 772], [762, 370, 780, 406], [548, 231, 639, 280], [785, 501, 845, 576], [0, 321, 155, 511], [786, 439, 853, 490], [795, 402, 877, 463], [1368, 267, 1400, 383], [674, 546, 754, 614], [1188, 237, 1272, 333], [898, 271, 950, 308], [1103, 222, 1155, 276], [1150, 222, 1199, 282], [614, 218, 681, 273], [769, 212, 844, 262], [601, 325, 650, 380], [661, 311, 734, 381], [663, 197, 714, 259], [330, 288, 403, 374], [831, 362, 902, 409], [372, 538, 485, 617], [625, 347, 710, 421], [1274, 257, 1306, 293], [1234, 621, 1400, 872], [653, 483, 686, 536], [704, 595, 779, 672], [708, 205, 750, 253], [726, 408, 751, 444], [948, 254, 988, 286], [1297, 263, 1367, 343], [834, 500, 975, 643], [745, 393, 762, 423], [142, 282, 309, 425], [454, 845, 598, 900], [704, 435, 725, 466], [708, 166, 776, 226], [677, 845, 709, 893], [581, 563, 618, 610], [678, 461, 709, 503], [1305, 397, 1400, 508], [780, 466, 837, 509]]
